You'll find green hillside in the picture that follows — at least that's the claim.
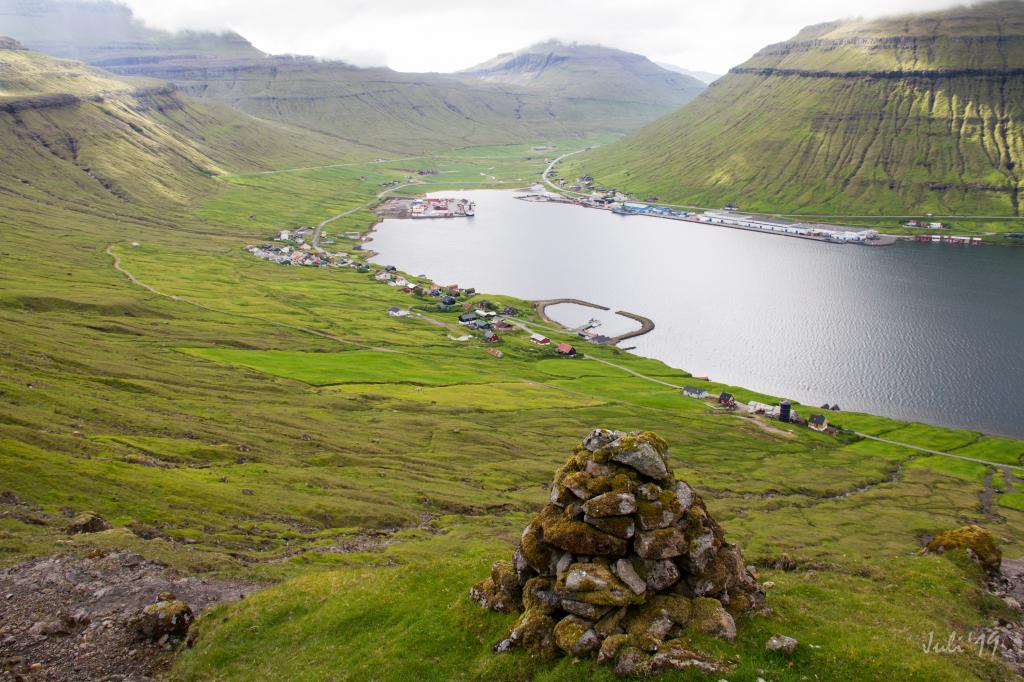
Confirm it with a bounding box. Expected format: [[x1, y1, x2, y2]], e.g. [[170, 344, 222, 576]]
[[570, 0, 1024, 217], [1, 13, 1024, 682]]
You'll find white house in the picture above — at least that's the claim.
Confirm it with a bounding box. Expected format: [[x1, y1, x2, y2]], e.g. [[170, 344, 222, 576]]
[[682, 386, 709, 399]]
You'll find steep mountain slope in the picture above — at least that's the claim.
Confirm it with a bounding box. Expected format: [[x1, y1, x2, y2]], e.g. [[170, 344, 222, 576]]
[[0, 1, 694, 151], [573, 1, 1024, 216], [459, 41, 705, 130], [0, 42, 364, 219]]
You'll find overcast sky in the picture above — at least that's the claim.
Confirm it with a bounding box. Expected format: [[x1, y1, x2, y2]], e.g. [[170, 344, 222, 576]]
[[118, 0, 966, 74]]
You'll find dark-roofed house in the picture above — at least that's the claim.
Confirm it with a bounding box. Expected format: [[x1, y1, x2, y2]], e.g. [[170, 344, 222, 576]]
[[809, 414, 829, 432], [458, 312, 478, 323], [718, 392, 736, 407], [683, 386, 708, 399]]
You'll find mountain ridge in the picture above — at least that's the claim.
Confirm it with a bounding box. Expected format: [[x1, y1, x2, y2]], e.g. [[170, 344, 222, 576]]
[[569, 0, 1024, 218]]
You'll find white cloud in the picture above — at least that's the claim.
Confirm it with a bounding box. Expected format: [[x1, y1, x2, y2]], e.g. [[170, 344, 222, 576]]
[[117, 0, 970, 73]]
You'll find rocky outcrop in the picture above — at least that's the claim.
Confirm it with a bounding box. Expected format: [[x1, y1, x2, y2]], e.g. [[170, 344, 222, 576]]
[[0, 36, 26, 51], [471, 429, 765, 676]]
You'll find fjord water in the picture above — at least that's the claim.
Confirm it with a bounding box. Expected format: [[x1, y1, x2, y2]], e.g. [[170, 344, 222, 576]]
[[370, 191, 1024, 437]]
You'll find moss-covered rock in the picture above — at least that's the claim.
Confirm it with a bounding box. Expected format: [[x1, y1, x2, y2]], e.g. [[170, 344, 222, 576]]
[[583, 491, 637, 518], [635, 527, 688, 560], [584, 513, 635, 539], [522, 576, 559, 614], [540, 506, 629, 557], [607, 433, 671, 481], [495, 608, 558, 656], [614, 645, 651, 676], [133, 596, 194, 640], [66, 511, 110, 535], [597, 633, 630, 664], [521, 517, 556, 572], [557, 562, 637, 607], [553, 614, 600, 656], [470, 561, 522, 613], [688, 597, 736, 641], [926, 525, 1002, 574]]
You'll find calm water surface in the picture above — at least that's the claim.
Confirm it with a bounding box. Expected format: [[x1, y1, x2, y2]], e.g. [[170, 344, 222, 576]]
[[369, 190, 1024, 438]]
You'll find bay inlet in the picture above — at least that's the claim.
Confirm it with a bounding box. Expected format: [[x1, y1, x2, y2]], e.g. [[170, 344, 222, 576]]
[[369, 190, 1024, 438]]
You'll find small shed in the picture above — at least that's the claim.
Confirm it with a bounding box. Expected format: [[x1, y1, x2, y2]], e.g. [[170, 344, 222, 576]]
[[809, 414, 829, 431]]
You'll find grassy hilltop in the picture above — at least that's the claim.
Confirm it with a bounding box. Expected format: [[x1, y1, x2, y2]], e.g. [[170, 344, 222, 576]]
[[0, 37, 1023, 682], [569, 1, 1024, 222]]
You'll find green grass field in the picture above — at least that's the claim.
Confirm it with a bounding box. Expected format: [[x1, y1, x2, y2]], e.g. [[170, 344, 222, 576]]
[[1, 44, 1023, 681]]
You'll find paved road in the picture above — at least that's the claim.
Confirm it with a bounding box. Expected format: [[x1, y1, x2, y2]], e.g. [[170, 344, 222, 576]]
[[541, 149, 590, 196], [855, 433, 1024, 472], [312, 181, 419, 248]]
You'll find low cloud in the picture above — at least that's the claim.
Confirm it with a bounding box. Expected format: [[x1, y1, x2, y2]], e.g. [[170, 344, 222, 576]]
[[117, 0, 970, 73]]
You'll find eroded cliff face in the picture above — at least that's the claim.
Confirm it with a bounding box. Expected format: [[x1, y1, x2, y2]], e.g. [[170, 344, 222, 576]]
[[577, 1, 1024, 216]]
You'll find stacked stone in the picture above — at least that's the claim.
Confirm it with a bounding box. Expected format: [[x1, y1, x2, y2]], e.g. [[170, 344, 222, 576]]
[[471, 429, 765, 676]]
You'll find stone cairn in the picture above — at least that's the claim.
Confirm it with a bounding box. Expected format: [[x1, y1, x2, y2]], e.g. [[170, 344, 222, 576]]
[[471, 429, 765, 676]]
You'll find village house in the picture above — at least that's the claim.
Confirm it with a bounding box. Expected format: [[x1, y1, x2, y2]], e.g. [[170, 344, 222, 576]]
[[530, 333, 551, 345], [682, 386, 709, 399], [483, 330, 499, 343], [556, 343, 576, 356], [718, 392, 737, 408], [458, 312, 478, 324], [486, 348, 504, 359], [387, 307, 410, 318], [809, 414, 829, 432]]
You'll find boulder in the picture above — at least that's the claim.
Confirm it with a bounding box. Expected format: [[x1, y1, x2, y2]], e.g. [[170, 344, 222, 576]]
[[66, 512, 110, 535], [471, 429, 764, 676], [766, 634, 799, 654], [133, 594, 194, 640]]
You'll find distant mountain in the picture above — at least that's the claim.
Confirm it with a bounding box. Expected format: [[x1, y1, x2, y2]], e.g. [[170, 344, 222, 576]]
[[458, 41, 705, 130], [0, 0, 261, 64], [0, 2, 696, 152], [655, 63, 721, 84], [573, 0, 1024, 217]]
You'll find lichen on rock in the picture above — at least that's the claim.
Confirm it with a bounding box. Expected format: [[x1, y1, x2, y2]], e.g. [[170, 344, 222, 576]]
[[471, 428, 765, 676]]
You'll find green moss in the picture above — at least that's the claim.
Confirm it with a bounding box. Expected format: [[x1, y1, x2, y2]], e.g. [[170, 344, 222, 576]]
[[926, 525, 1002, 573]]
